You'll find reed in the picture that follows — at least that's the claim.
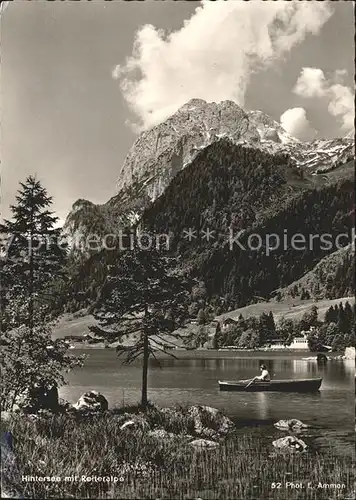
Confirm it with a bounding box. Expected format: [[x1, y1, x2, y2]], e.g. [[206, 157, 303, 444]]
[[3, 411, 353, 499]]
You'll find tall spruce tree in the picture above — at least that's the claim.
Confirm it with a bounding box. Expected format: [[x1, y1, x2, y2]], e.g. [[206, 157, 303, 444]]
[[258, 311, 276, 344], [337, 303, 349, 334], [90, 244, 192, 407], [324, 305, 335, 324], [213, 322, 222, 349], [0, 176, 80, 410], [343, 301, 353, 333], [0, 175, 67, 331]]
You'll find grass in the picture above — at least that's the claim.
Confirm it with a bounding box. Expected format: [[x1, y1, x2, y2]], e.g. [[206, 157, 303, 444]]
[[2, 407, 354, 500], [51, 314, 96, 341], [216, 296, 355, 326]]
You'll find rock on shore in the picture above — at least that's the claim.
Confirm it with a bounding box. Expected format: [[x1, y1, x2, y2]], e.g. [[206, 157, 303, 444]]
[[189, 438, 220, 449], [72, 391, 108, 412]]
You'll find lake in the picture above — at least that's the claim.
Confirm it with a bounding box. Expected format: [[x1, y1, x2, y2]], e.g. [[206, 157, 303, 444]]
[[60, 349, 355, 457]]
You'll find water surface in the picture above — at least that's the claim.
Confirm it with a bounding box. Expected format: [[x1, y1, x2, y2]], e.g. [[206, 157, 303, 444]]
[[60, 349, 355, 456]]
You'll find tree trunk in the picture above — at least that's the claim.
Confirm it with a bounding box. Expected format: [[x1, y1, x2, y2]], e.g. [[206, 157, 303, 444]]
[[141, 332, 149, 408], [28, 189, 34, 336]]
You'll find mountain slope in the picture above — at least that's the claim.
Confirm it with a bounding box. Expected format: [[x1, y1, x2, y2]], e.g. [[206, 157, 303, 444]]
[[141, 139, 354, 309], [216, 296, 355, 326], [274, 244, 355, 301], [60, 99, 354, 317]]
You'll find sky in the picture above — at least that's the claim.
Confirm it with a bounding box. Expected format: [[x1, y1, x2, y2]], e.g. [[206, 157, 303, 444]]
[[1, 0, 355, 223]]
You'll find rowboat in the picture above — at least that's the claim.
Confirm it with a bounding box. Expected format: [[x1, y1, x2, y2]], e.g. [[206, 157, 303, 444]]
[[218, 378, 322, 392]]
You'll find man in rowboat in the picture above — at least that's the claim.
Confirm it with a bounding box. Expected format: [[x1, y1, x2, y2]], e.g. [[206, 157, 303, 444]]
[[255, 364, 271, 382], [245, 364, 271, 387]]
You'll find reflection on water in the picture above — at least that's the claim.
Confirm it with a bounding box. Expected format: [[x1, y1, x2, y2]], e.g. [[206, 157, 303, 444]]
[[152, 355, 355, 386], [293, 359, 318, 374], [60, 350, 354, 455], [256, 392, 268, 420], [254, 390, 322, 422]]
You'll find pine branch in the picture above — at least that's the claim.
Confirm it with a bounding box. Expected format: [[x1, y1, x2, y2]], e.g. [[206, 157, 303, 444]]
[[150, 349, 162, 369], [155, 334, 181, 347], [123, 348, 145, 365], [149, 342, 179, 360]]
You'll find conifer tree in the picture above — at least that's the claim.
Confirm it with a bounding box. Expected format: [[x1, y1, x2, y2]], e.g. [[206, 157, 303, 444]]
[[0, 175, 67, 331], [337, 303, 349, 334], [0, 176, 80, 410], [324, 305, 335, 324], [213, 322, 222, 349], [90, 244, 191, 407], [344, 301, 353, 332]]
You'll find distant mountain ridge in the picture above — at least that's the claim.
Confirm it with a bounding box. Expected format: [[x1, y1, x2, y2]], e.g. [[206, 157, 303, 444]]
[[115, 98, 353, 204], [59, 100, 354, 315], [63, 99, 354, 251]]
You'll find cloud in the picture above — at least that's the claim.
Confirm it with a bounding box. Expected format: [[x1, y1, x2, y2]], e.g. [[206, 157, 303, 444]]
[[112, 65, 122, 81], [333, 69, 348, 84], [327, 84, 354, 131], [115, 1, 333, 130], [293, 67, 354, 132], [280, 107, 316, 141], [293, 67, 326, 98]]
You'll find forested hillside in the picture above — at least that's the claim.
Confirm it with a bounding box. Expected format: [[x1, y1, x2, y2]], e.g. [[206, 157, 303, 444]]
[[141, 140, 354, 311], [275, 245, 355, 301], [56, 139, 353, 317]]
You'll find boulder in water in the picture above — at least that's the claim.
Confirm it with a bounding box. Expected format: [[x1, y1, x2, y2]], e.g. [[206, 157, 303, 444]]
[[274, 419, 309, 431], [344, 347, 355, 360], [272, 435, 308, 453]]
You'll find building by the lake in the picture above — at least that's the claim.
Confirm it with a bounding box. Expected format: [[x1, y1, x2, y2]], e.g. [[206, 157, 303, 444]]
[[289, 336, 309, 349], [268, 330, 311, 350]]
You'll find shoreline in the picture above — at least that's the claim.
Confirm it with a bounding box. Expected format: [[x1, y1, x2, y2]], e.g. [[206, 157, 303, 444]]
[[66, 343, 350, 358], [2, 404, 354, 499]]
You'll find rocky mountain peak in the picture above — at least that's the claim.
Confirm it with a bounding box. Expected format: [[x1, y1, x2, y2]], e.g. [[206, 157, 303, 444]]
[[247, 110, 300, 145], [116, 99, 263, 201], [63, 99, 354, 251], [178, 98, 210, 111], [344, 129, 354, 139]]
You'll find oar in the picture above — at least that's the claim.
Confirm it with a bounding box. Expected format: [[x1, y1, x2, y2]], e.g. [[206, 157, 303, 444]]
[[245, 378, 255, 389]]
